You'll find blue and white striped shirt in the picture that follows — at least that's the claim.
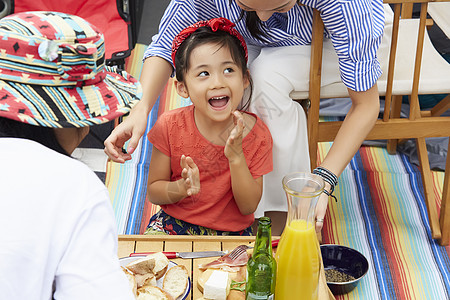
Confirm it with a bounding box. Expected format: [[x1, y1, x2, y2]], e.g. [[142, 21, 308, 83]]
[[144, 0, 385, 91]]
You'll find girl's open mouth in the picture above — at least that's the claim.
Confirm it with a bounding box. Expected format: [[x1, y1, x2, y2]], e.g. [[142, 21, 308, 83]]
[[209, 96, 230, 110]]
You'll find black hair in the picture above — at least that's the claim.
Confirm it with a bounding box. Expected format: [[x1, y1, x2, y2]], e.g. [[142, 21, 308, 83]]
[[231, 0, 302, 41], [0, 117, 70, 156], [174, 26, 253, 111], [230, 0, 268, 41]]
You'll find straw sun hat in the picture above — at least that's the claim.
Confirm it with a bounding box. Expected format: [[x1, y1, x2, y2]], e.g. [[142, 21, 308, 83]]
[[0, 11, 142, 128]]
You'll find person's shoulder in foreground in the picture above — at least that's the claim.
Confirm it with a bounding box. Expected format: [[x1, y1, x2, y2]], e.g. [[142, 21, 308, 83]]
[[0, 139, 135, 300]]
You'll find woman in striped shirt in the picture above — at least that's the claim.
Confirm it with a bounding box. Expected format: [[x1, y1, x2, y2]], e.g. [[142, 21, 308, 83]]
[[104, 0, 385, 236]]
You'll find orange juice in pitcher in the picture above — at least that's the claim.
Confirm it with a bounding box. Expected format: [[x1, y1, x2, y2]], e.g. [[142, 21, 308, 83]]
[[275, 172, 324, 300], [275, 220, 320, 299]]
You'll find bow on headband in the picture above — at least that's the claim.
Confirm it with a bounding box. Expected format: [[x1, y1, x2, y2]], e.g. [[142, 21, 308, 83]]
[[171, 17, 248, 67]]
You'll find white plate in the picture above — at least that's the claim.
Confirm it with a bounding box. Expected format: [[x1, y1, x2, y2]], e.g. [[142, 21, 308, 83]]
[[120, 256, 191, 300]]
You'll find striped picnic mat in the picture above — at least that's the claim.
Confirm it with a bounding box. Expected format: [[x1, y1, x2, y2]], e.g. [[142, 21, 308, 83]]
[[106, 44, 450, 299], [319, 144, 450, 299]]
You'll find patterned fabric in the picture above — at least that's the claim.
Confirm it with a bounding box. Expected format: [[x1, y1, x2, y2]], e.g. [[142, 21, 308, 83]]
[[319, 142, 450, 300], [144, 209, 253, 236], [144, 0, 385, 91], [0, 11, 141, 128], [12, 0, 134, 61], [106, 44, 158, 235]]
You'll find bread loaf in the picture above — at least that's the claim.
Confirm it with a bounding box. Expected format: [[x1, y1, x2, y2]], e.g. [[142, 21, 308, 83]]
[[122, 253, 188, 299], [135, 272, 157, 288], [137, 285, 174, 300], [149, 252, 170, 279], [126, 255, 156, 275], [163, 265, 189, 299]]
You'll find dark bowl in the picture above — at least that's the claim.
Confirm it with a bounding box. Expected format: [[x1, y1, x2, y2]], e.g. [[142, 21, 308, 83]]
[[320, 244, 369, 295]]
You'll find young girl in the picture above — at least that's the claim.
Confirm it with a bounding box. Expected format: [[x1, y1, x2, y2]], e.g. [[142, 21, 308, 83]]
[[145, 18, 273, 235], [105, 0, 385, 236]]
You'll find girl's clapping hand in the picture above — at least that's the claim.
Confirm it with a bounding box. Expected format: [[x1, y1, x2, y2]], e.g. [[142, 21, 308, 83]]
[[180, 155, 200, 196], [225, 111, 245, 164]]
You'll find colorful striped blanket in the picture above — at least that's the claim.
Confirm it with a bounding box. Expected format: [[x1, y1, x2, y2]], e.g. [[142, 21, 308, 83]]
[[106, 44, 450, 299]]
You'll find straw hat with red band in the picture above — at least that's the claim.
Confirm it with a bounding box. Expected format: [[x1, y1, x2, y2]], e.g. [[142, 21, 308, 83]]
[[171, 17, 248, 68], [0, 11, 141, 128]]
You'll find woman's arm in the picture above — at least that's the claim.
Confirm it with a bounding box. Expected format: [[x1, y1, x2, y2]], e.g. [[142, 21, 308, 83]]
[[312, 1, 384, 231], [104, 57, 172, 162], [315, 84, 380, 231], [322, 84, 379, 176]]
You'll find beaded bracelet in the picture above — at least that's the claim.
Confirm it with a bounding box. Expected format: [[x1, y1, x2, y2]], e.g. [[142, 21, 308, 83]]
[[312, 166, 338, 202]]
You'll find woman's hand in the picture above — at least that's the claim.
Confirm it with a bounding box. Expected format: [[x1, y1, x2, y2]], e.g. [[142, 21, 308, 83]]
[[104, 57, 173, 163], [180, 155, 200, 196], [315, 191, 329, 233], [225, 111, 245, 164], [104, 105, 148, 163]]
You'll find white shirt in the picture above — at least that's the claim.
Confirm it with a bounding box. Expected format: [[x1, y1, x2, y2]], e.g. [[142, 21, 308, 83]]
[[0, 138, 135, 300]]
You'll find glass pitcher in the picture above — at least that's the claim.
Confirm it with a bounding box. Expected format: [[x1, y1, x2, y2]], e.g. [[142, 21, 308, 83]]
[[275, 172, 324, 300]]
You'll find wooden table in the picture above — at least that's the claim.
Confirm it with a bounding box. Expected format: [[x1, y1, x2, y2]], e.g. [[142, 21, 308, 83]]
[[118, 235, 334, 300]]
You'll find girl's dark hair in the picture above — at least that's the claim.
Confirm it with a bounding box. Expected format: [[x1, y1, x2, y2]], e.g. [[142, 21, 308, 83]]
[[0, 117, 70, 156], [174, 26, 253, 111]]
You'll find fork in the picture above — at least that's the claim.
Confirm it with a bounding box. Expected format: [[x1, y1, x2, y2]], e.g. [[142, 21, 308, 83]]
[[228, 239, 279, 260], [228, 244, 252, 260]]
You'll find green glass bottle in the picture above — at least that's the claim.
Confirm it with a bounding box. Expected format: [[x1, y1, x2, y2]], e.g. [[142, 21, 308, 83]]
[[246, 217, 277, 300]]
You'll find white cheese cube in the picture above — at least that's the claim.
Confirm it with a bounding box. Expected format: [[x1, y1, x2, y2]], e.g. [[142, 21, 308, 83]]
[[203, 270, 231, 300]]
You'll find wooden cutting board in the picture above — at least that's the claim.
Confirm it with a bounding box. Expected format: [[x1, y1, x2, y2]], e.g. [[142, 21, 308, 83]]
[[197, 266, 246, 300], [196, 253, 335, 299], [319, 251, 336, 300]]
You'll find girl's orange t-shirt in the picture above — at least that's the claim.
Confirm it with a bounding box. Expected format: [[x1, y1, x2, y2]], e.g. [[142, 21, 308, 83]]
[[147, 105, 273, 231]]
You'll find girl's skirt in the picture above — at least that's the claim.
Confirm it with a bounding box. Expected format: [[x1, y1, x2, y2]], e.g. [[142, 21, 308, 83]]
[[144, 209, 253, 236]]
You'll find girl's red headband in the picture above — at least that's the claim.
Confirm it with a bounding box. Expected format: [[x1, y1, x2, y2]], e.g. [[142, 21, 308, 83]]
[[171, 17, 248, 67]]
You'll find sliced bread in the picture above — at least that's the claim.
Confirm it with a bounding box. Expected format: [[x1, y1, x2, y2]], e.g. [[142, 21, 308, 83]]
[[135, 272, 157, 288], [163, 265, 189, 299], [137, 285, 173, 300], [126, 255, 156, 275], [149, 252, 170, 279]]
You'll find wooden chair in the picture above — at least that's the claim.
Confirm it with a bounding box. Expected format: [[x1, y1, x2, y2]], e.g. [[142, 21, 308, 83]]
[[290, 1, 450, 245], [428, 2, 450, 38]]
